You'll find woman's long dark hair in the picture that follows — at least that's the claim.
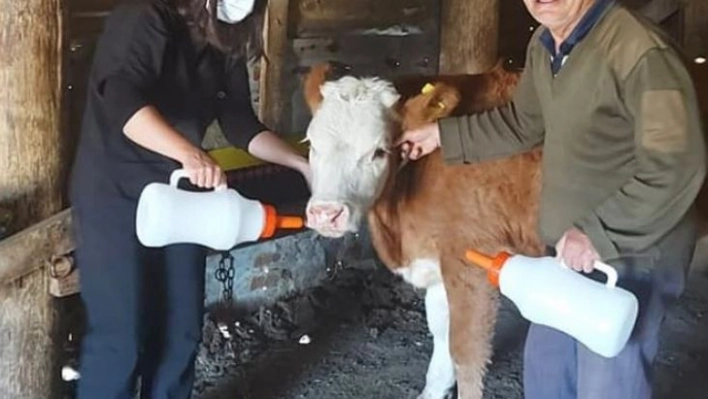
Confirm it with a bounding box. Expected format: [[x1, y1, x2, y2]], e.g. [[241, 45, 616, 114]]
[[173, 0, 267, 61]]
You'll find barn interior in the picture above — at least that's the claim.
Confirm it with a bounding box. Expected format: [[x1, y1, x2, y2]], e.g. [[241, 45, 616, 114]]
[[0, 0, 706, 398]]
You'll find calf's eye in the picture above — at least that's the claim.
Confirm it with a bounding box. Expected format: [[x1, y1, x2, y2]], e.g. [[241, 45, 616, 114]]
[[372, 148, 387, 160]]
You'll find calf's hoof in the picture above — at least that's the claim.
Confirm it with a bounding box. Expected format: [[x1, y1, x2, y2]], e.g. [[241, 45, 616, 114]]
[[416, 387, 455, 399]]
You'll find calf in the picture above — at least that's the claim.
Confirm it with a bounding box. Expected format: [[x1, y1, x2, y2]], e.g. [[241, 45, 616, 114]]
[[303, 62, 544, 399]]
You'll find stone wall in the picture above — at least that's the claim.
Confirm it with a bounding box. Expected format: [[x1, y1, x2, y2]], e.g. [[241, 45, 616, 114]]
[[204, 226, 380, 312]]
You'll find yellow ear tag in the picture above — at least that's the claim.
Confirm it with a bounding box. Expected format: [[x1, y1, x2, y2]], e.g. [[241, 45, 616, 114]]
[[421, 83, 435, 94], [421, 83, 445, 109]]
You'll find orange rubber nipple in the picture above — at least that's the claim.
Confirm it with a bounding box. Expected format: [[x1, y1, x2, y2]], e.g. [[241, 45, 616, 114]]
[[261, 205, 304, 239], [277, 216, 304, 230], [464, 249, 511, 287]]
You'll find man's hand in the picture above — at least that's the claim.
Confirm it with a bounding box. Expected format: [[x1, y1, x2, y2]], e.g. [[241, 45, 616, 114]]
[[555, 228, 600, 273], [179, 149, 227, 189], [396, 122, 441, 160]]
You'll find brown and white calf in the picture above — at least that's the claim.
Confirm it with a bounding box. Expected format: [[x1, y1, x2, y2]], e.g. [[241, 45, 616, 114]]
[[301, 62, 544, 399], [301, 61, 708, 399]]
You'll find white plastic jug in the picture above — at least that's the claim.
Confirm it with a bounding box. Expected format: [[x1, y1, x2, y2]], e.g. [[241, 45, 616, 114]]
[[136, 169, 303, 250], [466, 249, 639, 358]]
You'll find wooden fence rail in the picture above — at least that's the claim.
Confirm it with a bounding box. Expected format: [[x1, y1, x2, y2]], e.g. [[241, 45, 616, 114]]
[[0, 209, 73, 286]]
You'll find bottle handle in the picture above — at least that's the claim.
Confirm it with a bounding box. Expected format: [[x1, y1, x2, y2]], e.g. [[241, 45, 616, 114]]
[[558, 258, 618, 289], [169, 169, 227, 191], [592, 261, 618, 289]]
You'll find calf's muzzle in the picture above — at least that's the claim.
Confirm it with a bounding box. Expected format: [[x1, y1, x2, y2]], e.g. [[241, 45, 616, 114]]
[[305, 201, 351, 237]]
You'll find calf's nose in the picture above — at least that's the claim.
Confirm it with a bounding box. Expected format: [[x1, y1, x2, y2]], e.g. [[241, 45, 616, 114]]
[[306, 202, 350, 234]]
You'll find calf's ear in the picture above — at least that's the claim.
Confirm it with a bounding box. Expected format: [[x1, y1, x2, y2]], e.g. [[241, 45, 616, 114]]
[[400, 83, 461, 130], [423, 83, 461, 118], [302, 61, 354, 114], [303, 63, 331, 114]]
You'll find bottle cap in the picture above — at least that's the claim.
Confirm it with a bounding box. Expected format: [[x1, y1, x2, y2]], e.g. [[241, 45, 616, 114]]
[[465, 249, 511, 287]]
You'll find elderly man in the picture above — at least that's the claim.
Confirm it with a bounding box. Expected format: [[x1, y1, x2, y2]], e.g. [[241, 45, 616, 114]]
[[398, 0, 706, 398]]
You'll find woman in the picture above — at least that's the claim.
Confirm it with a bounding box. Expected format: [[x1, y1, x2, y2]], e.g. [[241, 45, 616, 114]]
[[68, 0, 309, 397]]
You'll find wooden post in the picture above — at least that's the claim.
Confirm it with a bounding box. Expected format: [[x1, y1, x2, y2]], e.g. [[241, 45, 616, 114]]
[[0, 0, 65, 396], [439, 0, 499, 74], [683, 0, 708, 60], [259, 0, 291, 133]]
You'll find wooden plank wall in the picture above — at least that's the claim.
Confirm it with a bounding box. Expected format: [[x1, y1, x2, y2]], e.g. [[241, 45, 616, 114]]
[[285, 0, 442, 134], [499, 0, 539, 69], [259, 0, 291, 134]]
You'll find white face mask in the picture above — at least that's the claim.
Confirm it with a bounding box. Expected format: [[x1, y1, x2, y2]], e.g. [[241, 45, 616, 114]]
[[212, 0, 255, 24]]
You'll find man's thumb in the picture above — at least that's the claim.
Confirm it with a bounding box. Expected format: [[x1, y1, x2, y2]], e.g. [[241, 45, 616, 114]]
[[555, 234, 567, 259]]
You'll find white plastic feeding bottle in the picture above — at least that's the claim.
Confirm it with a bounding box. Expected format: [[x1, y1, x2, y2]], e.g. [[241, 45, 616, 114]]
[[465, 249, 639, 358], [136, 169, 303, 251]]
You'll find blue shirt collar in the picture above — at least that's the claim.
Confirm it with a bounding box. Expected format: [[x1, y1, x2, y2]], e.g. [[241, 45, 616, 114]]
[[539, 0, 615, 58]]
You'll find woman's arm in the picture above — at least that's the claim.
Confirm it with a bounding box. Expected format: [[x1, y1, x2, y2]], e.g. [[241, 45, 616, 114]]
[[124, 106, 226, 188], [247, 130, 311, 188], [217, 60, 311, 189]]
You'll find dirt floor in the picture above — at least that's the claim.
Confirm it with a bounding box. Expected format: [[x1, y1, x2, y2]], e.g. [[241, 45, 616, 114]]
[[57, 239, 708, 399], [190, 239, 708, 399]]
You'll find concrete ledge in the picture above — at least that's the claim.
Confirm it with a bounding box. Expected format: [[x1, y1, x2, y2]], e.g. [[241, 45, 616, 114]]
[[204, 227, 379, 311]]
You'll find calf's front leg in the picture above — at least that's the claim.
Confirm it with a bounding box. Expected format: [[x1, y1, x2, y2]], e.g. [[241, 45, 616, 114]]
[[417, 282, 456, 399]]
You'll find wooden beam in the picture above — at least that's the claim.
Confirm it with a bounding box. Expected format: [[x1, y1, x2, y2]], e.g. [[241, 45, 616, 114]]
[[259, 0, 291, 133], [0, 209, 74, 285], [439, 0, 499, 74], [639, 0, 680, 23], [0, 0, 66, 396], [683, 0, 708, 59]]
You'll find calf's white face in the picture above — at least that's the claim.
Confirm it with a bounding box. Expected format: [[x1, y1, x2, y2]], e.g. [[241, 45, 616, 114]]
[[305, 76, 401, 237]]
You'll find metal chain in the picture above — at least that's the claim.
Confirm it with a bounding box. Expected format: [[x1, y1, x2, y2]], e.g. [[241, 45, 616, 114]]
[[215, 252, 236, 303]]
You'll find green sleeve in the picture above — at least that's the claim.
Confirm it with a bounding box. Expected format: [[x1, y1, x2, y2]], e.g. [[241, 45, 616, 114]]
[[574, 48, 707, 260], [437, 43, 546, 164]]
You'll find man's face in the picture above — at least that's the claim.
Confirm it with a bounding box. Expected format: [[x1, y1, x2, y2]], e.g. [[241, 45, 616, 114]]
[[522, 0, 597, 32]]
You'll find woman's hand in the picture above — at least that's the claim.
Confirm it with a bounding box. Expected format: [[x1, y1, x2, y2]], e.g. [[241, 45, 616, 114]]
[[178, 149, 227, 189]]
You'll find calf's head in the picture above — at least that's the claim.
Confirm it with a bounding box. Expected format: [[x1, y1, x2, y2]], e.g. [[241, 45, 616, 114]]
[[302, 63, 460, 237], [302, 64, 400, 237]]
